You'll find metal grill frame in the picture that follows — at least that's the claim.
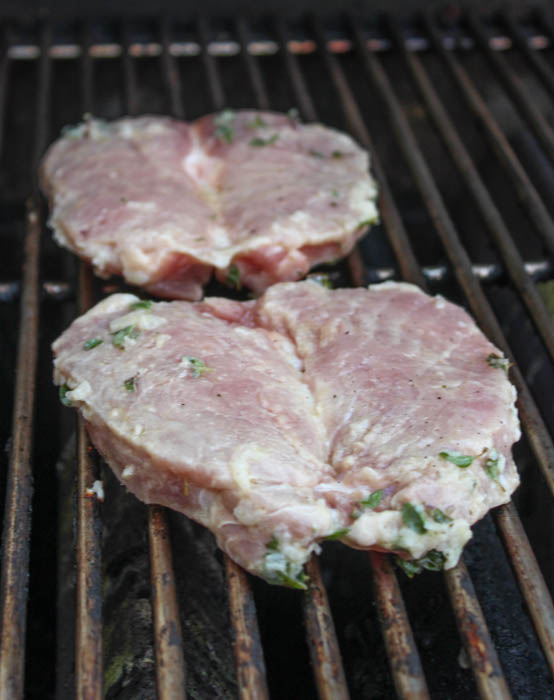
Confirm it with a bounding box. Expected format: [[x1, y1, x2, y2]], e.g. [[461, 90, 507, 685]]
[[0, 10, 553, 700]]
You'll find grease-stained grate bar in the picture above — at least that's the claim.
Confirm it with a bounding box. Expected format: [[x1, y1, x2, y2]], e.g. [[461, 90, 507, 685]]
[[314, 18, 516, 697], [386, 18, 554, 363], [502, 12, 554, 97], [467, 10, 554, 166]]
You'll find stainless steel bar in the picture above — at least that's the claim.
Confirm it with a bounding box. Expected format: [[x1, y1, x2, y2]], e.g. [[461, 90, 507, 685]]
[[224, 558, 270, 700], [148, 506, 187, 700], [445, 561, 512, 700], [0, 26, 10, 163], [197, 17, 225, 111], [275, 19, 317, 122], [81, 22, 93, 115], [351, 17, 554, 500], [467, 10, 554, 166], [0, 20, 51, 698], [495, 503, 554, 675], [387, 17, 554, 363], [0, 199, 42, 700], [160, 17, 185, 120], [121, 21, 138, 116], [501, 10, 554, 98], [236, 18, 270, 111], [369, 553, 430, 700], [423, 12, 554, 259], [303, 557, 351, 700]]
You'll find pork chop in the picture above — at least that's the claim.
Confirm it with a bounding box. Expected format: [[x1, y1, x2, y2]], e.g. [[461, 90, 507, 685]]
[[40, 112, 378, 299], [52, 281, 520, 586]]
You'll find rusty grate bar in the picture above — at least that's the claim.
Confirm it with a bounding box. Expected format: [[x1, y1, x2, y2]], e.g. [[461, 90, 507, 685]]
[[467, 10, 554, 166], [422, 12, 554, 261], [386, 17, 554, 363], [352, 16, 554, 499], [0, 21, 51, 699], [350, 15, 554, 674], [501, 11, 554, 98]]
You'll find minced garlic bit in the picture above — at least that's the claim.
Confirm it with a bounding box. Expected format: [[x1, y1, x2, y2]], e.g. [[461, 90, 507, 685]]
[[85, 480, 105, 502]]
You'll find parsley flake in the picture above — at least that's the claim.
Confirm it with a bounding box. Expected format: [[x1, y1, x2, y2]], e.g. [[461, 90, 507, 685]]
[[130, 299, 153, 310], [266, 535, 279, 551], [182, 356, 211, 379], [439, 450, 474, 468], [59, 383, 72, 406], [428, 507, 452, 524], [274, 570, 308, 590], [484, 449, 504, 480], [249, 133, 279, 147], [246, 115, 268, 129], [332, 150, 343, 158], [310, 274, 333, 289], [213, 109, 235, 143], [487, 353, 511, 371], [358, 219, 374, 228], [325, 528, 350, 540], [83, 338, 103, 351], [396, 550, 446, 578], [226, 263, 241, 289], [124, 376, 137, 392], [401, 503, 427, 534], [308, 149, 325, 158], [112, 325, 139, 349], [361, 489, 382, 509]]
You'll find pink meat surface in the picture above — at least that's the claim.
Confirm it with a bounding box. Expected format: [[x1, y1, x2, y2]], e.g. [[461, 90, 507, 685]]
[[41, 112, 378, 300], [52, 281, 520, 586]]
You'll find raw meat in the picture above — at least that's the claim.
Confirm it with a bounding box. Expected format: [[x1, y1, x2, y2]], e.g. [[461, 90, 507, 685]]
[[52, 281, 520, 586], [40, 112, 378, 299]]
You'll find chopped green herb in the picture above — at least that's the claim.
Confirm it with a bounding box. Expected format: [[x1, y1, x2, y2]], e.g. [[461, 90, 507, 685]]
[[325, 527, 350, 540], [439, 450, 474, 468], [266, 535, 279, 551], [331, 189, 339, 197], [310, 274, 333, 289], [249, 133, 279, 147], [182, 356, 211, 379], [213, 109, 235, 143], [308, 149, 325, 158], [130, 299, 153, 310], [59, 383, 72, 406], [484, 448, 503, 480], [358, 219, 374, 228], [83, 338, 103, 351], [428, 507, 452, 524], [287, 107, 300, 123], [246, 115, 268, 129], [226, 263, 241, 289], [401, 503, 427, 534], [487, 353, 511, 371], [112, 325, 139, 349], [124, 376, 137, 392], [332, 150, 343, 158], [361, 489, 383, 509], [396, 550, 446, 578], [274, 570, 308, 590]]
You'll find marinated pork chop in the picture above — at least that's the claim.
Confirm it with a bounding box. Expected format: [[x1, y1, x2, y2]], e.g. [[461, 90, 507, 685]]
[[41, 112, 378, 299], [53, 282, 520, 586]]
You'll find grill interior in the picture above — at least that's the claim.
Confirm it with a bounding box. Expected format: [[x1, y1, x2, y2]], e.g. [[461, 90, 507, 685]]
[[1, 9, 553, 699]]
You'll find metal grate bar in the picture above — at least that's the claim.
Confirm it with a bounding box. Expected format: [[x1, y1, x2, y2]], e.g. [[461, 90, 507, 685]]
[[369, 553, 430, 699], [224, 558, 270, 700], [467, 10, 554, 166], [0, 21, 51, 699], [195, 25, 270, 697], [495, 503, 554, 675], [121, 21, 138, 117], [160, 17, 185, 120], [318, 18, 516, 698], [275, 19, 318, 123], [501, 11, 554, 98], [0, 26, 10, 163], [236, 19, 270, 111], [302, 556, 351, 700], [386, 18, 554, 363], [352, 17, 554, 499], [120, 29, 188, 698], [423, 13, 554, 260], [351, 16, 554, 671], [148, 506, 187, 700], [445, 561, 512, 699]]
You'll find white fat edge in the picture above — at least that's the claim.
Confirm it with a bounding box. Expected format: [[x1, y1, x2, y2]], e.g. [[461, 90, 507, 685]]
[[121, 465, 136, 479], [65, 380, 92, 402], [91, 245, 119, 274], [81, 293, 140, 319], [368, 280, 423, 295], [155, 333, 171, 349], [125, 201, 157, 211], [109, 309, 167, 333], [228, 443, 270, 495], [348, 178, 379, 217], [119, 246, 157, 285], [118, 121, 136, 139], [434, 295, 446, 309]]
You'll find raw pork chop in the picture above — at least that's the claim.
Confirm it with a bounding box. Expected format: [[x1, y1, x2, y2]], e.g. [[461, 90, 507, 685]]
[[41, 112, 378, 300], [52, 282, 520, 586]]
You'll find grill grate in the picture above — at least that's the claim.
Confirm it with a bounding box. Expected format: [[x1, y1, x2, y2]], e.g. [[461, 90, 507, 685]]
[[0, 10, 553, 700]]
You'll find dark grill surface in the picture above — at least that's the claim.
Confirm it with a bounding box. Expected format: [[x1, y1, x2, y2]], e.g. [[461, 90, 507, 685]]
[[0, 10, 553, 700]]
